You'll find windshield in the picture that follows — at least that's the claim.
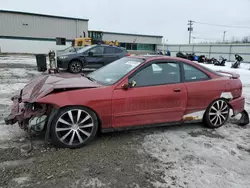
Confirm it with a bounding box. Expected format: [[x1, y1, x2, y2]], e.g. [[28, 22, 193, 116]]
[[77, 45, 95, 53], [87, 57, 145, 85]]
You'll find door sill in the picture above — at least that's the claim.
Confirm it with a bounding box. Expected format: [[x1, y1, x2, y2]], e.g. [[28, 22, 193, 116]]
[[101, 121, 183, 133]]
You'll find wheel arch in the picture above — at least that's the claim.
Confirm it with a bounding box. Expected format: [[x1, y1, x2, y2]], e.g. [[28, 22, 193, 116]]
[[68, 58, 85, 68], [203, 97, 231, 128], [58, 105, 103, 132], [203, 97, 232, 120]]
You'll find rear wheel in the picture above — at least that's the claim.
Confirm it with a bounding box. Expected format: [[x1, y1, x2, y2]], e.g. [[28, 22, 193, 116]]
[[203, 99, 230, 128], [68, 60, 83, 73], [51, 106, 98, 148]]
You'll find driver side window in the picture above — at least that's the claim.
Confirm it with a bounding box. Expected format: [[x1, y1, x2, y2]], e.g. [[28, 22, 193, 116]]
[[129, 62, 181, 87], [89, 46, 104, 55]]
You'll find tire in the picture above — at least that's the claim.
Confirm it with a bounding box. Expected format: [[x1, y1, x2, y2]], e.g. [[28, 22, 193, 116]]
[[203, 99, 230, 128], [50, 106, 99, 148], [68, 60, 83, 73]]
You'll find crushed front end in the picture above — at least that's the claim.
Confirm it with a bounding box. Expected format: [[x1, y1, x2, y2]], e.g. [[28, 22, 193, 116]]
[[4, 89, 49, 132]]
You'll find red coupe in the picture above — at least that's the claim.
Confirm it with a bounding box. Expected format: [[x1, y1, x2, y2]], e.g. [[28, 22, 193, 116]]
[[5, 56, 249, 148]]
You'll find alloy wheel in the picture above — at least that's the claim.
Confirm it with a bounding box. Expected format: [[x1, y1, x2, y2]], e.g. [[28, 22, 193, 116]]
[[55, 109, 94, 146], [208, 100, 229, 127], [70, 62, 81, 73]]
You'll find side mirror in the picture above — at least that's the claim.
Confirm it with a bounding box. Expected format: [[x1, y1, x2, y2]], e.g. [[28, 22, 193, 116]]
[[121, 83, 129, 90], [88, 51, 93, 56], [121, 80, 136, 90]]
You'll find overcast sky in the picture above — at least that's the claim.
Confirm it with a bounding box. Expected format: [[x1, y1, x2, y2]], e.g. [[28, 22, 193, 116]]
[[1, 0, 250, 44]]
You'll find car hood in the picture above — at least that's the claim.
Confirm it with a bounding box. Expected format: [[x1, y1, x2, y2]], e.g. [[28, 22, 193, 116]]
[[57, 52, 77, 56], [20, 74, 102, 103]]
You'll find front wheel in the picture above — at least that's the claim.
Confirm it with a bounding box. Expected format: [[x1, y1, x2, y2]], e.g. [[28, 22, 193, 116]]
[[68, 60, 83, 73], [203, 99, 230, 128], [50, 106, 98, 148]]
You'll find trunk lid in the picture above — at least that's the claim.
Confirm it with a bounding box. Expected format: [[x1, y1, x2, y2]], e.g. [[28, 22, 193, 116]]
[[217, 70, 240, 79]]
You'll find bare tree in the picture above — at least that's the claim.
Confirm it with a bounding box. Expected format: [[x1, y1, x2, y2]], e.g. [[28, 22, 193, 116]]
[[242, 36, 249, 43]]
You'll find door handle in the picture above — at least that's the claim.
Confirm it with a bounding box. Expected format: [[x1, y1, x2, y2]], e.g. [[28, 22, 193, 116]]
[[173, 88, 181, 92]]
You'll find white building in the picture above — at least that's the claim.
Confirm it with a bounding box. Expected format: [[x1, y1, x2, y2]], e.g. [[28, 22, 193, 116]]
[[0, 10, 163, 54]]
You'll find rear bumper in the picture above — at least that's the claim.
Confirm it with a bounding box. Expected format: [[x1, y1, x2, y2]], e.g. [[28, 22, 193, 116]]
[[229, 96, 245, 115]]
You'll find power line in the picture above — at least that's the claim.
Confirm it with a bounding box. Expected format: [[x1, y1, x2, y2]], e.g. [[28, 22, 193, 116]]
[[192, 36, 220, 41], [194, 21, 250, 29]]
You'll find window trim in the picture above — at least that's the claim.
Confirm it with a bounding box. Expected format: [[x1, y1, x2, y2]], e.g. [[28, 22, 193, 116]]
[[128, 60, 182, 88], [180, 62, 211, 83]]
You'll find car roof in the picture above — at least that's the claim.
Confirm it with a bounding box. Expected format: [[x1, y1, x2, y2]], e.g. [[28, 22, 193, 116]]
[[127, 55, 222, 77], [93, 44, 123, 48], [127, 55, 192, 62]]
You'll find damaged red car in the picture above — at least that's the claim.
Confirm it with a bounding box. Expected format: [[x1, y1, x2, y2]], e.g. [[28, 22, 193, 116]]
[[5, 56, 249, 148]]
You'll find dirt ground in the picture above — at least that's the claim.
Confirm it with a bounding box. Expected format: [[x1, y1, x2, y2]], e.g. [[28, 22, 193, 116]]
[[1, 55, 250, 188]]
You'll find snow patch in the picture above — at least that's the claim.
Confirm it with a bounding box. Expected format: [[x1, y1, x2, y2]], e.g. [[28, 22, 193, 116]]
[[0, 55, 36, 65], [72, 177, 106, 188], [0, 83, 26, 94], [143, 124, 250, 188], [12, 176, 30, 184]]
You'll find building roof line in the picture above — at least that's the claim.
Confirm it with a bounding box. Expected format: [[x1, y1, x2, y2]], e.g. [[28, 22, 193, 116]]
[[89, 30, 163, 38], [0, 10, 89, 22]]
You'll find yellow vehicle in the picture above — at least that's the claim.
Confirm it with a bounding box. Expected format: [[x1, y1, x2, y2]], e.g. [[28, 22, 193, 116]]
[[73, 31, 119, 47]]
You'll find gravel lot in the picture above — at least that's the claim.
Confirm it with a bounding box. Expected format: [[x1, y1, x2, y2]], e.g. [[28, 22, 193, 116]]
[[0, 55, 250, 188]]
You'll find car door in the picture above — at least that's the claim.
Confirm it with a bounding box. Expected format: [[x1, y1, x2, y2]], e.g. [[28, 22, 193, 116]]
[[181, 62, 216, 114], [112, 60, 188, 128], [102, 46, 120, 65], [84, 46, 105, 68]]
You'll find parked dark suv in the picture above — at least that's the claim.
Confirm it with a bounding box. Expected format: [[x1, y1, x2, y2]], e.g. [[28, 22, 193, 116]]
[[57, 44, 130, 73]]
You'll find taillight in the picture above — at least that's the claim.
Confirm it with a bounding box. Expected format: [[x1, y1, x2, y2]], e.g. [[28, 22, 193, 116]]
[[126, 53, 130, 56]]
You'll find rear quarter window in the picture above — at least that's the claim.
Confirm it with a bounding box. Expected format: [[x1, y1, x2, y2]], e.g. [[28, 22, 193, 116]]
[[199, 64, 223, 76], [115, 48, 124, 53], [183, 63, 210, 81], [104, 47, 116, 54]]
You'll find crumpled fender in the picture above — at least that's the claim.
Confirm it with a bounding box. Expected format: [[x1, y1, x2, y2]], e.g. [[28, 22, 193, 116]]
[[36, 91, 72, 108]]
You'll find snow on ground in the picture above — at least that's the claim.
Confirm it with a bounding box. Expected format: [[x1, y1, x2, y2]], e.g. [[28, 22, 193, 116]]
[[0, 55, 36, 66], [143, 61, 250, 188], [0, 56, 42, 141]]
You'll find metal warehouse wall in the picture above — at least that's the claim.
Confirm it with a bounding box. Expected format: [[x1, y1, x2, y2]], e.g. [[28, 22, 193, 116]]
[[157, 44, 250, 62], [0, 12, 88, 40], [0, 39, 72, 54], [103, 32, 162, 44]]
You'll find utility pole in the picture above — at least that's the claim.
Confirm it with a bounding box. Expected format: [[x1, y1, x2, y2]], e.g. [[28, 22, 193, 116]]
[[162, 37, 167, 54], [223, 31, 227, 43], [188, 20, 194, 44]]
